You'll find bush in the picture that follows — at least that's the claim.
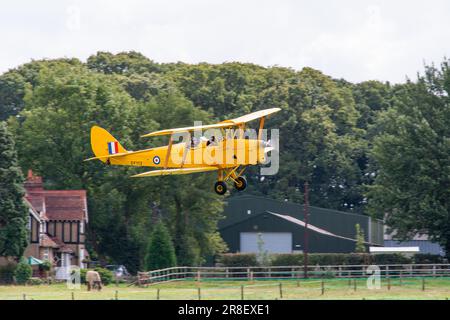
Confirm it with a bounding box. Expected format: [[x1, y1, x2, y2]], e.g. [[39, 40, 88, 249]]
[[79, 267, 114, 286], [39, 260, 52, 272], [0, 263, 16, 284], [14, 261, 32, 284], [219, 253, 419, 267], [413, 254, 445, 264], [270, 254, 303, 266], [217, 253, 257, 267], [28, 277, 43, 285], [373, 253, 411, 265]]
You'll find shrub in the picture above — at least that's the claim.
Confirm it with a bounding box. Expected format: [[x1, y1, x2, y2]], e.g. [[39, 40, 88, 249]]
[[217, 252, 428, 267], [28, 277, 43, 285], [413, 254, 445, 264], [79, 267, 114, 286], [0, 263, 16, 284], [39, 260, 52, 272], [270, 254, 303, 266], [217, 253, 257, 267], [373, 253, 411, 265], [14, 261, 32, 284]]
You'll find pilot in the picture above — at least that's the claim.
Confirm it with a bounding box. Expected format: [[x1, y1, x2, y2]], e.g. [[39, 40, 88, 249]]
[[206, 135, 217, 147], [190, 136, 199, 148]]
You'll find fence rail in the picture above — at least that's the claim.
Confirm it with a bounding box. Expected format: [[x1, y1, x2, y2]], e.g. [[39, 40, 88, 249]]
[[136, 264, 450, 285]]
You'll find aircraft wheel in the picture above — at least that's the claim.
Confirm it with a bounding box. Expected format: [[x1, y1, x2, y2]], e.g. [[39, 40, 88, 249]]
[[234, 176, 247, 191], [214, 181, 227, 195]]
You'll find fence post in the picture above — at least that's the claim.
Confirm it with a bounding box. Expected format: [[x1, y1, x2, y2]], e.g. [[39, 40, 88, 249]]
[[279, 283, 283, 299], [250, 271, 254, 283], [387, 278, 391, 291], [433, 265, 436, 278], [268, 267, 272, 278], [338, 266, 342, 278], [241, 285, 244, 300], [197, 270, 201, 283], [226, 268, 229, 279], [247, 268, 250, 281], [353, 279, 357, 291], [422, 278, 425, 291], [399, 270, 403, 286], [321, 279, 325, 295]]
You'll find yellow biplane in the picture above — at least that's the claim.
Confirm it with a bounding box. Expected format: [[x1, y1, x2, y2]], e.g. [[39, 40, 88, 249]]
[[86, 108, 280, 194]]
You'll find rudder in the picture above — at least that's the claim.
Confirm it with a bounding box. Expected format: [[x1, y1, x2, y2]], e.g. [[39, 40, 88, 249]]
[[90, 126, 127, 163]]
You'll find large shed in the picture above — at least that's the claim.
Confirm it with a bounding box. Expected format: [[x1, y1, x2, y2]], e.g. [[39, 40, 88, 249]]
[[219, 195, 384, 254]]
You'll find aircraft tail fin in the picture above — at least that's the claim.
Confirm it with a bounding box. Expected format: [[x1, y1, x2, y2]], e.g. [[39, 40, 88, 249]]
[[89, 126, 127, 163]]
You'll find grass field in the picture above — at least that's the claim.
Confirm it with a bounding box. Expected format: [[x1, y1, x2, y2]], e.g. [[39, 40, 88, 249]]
[[0, 277, 449, 300]]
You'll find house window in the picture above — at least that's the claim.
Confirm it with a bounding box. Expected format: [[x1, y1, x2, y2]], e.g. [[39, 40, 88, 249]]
[[80, 222, 84, 233], [27, 215, 32, 230], [43, 248, 49, 261]]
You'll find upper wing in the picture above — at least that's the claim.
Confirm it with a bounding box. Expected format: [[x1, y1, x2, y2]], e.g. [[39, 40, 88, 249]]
[[141, 122, 232, 138], [141, 107, 281, 138], [223, 107, 281, 125], [130, 167, 218, 177]]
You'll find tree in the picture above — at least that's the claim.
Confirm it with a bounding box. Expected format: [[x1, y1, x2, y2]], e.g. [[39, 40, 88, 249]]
[[0, 122, 28, 258], [355, 223, 366, 253], [13, 258, 32, 284], [368, 60, 450, 257], [145, 221, 177, 270]]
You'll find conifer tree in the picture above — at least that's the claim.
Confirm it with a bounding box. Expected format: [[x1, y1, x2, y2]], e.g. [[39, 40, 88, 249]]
[[145, 221, 177, 270], [0, 122, 28, 258]]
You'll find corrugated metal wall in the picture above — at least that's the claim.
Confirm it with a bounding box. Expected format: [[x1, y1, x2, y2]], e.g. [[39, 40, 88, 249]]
[[220, 195, 384, 247]]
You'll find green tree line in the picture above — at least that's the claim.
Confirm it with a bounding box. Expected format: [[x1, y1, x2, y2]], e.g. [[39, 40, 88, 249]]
[[0, 52, 448, 269]]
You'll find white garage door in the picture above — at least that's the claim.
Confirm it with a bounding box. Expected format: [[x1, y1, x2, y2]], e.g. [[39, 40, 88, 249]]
[[240, 232, 292, 253]]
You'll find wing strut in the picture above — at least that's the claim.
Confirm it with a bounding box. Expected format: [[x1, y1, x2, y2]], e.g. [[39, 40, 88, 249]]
[[164, 134, 173, 169]]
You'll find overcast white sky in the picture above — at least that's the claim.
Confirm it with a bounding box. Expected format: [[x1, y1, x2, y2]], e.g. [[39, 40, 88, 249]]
[[1, 0, 449, 83]]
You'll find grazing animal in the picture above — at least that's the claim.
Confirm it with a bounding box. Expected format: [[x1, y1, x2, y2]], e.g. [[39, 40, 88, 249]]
[[86, 270, 103, 291]]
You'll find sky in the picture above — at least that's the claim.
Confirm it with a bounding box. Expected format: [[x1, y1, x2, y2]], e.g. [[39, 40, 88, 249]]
[[1, 0, 450, 83]]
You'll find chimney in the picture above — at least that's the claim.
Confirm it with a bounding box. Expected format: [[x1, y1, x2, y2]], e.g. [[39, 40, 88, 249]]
[[24, 169, 44, 193]]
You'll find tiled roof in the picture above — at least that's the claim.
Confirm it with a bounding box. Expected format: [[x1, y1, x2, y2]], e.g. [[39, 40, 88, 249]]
[[24, 170, 87, 221], [50, 237, 74, 253], [40, 234, 59, 248]]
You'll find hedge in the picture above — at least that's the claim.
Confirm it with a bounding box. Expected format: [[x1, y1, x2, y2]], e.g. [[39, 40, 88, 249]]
[[0, 263, 16, 284], [217, 253, 446, 267], [217, 253, 258, 267]]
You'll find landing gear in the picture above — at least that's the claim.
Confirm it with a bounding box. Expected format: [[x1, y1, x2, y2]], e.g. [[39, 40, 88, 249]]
[[234, 176, 247, 191], [214, 166, 247, 195], [214, 181, 227, 195]]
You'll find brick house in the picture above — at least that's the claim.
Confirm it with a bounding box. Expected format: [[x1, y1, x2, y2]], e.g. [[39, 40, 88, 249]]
[[22, 170, 89, 279]]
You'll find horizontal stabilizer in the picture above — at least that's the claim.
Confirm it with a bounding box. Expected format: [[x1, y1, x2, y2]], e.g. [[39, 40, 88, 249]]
[[131, 167, 218, 177], [84, 148, 153, 162], [84, 153, 128, 161]]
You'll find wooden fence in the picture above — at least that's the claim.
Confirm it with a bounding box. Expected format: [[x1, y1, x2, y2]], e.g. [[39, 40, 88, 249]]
[[136, 263, 450, 285]]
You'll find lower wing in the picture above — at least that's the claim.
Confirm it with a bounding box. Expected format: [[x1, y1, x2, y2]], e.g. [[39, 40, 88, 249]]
[[130, 167, 218, 178]]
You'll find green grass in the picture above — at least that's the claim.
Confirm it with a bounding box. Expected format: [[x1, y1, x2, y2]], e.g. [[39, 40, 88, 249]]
[[0, 277, 449, 300]]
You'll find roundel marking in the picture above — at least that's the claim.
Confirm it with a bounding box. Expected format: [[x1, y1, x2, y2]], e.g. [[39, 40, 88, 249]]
[[153, 156, 161, 165]]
